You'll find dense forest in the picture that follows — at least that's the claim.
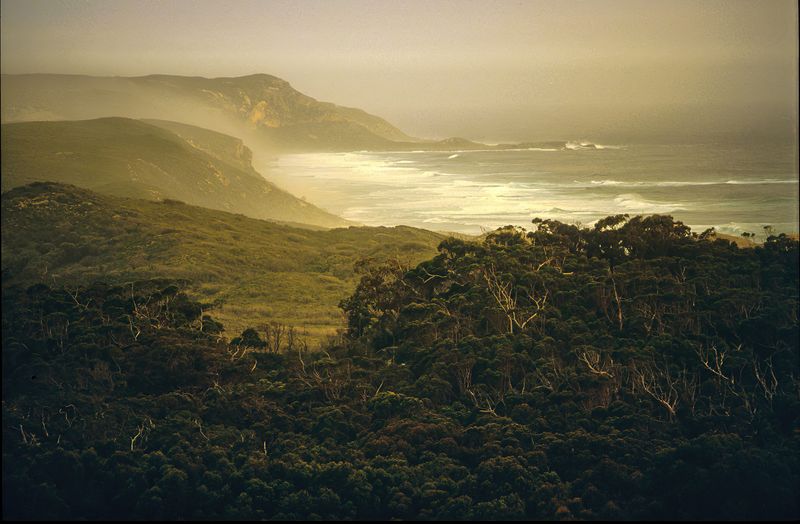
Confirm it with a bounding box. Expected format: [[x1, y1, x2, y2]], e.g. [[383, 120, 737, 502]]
[[3, 214, 798, 520]]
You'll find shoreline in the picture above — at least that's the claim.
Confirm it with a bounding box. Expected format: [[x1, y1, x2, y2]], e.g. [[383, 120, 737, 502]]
[[262, 147, 799, 238]]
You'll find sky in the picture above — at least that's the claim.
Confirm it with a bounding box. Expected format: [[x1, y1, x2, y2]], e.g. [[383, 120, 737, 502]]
[[1, 0, 798, 142]]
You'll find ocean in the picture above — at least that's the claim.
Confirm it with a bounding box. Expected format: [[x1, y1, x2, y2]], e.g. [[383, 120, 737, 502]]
[[261, 142, 799, 238]]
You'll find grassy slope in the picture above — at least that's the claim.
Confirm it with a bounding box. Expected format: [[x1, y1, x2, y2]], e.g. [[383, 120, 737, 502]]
[[1, 182, 444, 345], [1, 117, 350, 228], [142, 118, 259, 175]]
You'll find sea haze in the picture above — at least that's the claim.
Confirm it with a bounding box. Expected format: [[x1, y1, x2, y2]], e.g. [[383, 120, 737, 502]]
[[262, 142, 799, 237]]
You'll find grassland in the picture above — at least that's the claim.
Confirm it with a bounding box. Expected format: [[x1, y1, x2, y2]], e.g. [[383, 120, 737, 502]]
[[1, 182, 444, 346]]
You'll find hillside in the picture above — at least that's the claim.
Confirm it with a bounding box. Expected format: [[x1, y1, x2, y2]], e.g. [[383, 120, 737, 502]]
[[0, 73, 415, 152], [1, 182, 443, 343], [3, 213, 798, 520], [0, 118, 349, 228], [133, 74, 416, 144], [141, 118, 260, 175]]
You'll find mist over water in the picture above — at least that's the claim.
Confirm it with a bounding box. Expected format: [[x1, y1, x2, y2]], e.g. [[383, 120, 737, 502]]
[[261, 142, 799, 237], [2, 1, 797, 239]]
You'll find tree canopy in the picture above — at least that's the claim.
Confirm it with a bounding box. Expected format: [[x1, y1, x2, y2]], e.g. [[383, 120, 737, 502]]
[[3, 215, 799, 520]]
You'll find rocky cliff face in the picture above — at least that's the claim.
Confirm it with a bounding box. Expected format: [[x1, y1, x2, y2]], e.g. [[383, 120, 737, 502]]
[[134, 74, 416, 143]]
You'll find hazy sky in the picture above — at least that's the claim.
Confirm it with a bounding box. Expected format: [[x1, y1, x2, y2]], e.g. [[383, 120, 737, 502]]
[[2, 0, 797, 141]]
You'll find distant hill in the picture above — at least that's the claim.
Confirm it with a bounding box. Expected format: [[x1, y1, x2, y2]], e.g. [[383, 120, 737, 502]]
[[1, 182, 444, 343], [0, 73, 573, 153], [0, 73, 416, 152], [132, 73, 415, 142], [0, 117, 349, 228]]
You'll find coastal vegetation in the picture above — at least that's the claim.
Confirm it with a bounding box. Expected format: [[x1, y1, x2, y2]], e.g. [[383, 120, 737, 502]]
[[1, 183, 441, 343], [3, 209, 798, 519]]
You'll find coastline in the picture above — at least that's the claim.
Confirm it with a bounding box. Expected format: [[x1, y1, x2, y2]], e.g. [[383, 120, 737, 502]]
[[261, 146, 800, 238]]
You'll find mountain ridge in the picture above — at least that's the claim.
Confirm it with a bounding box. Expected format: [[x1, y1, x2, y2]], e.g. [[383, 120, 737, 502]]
[[1, 73, 572, 153], [1, 73, 416, 151]]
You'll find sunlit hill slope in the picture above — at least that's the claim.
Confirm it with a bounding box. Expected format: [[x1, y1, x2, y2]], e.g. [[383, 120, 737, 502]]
[[1, 182, 443, 343], [1, 117, 349, 228]]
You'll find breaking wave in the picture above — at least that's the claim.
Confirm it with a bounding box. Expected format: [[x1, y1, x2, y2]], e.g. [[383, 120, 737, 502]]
[[266, 145, 798, 235], [565, 141, 623, 151], [590, 179, 798, 188]]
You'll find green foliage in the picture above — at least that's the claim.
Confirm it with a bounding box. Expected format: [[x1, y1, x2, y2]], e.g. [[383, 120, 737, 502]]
[[3, 214, 799, 520], [2, 183, 443, 344]]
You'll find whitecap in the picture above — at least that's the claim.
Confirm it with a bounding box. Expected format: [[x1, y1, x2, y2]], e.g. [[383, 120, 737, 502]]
[[725, 179, 798, 185], [613, 193, 685, 213], [591, 180, 625, 186]]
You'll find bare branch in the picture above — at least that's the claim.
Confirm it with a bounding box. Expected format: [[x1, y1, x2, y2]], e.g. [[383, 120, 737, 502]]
[[194, 419, 210, 441], [578, 349, 615, 378], [753, 355, 779, 403], [695, 344, 732, 383], [634, 361, 679, 418], [130, 425, 144, 451]]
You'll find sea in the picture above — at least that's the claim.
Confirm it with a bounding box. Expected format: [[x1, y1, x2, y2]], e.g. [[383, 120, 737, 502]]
[[261, 142, 799, 238]]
